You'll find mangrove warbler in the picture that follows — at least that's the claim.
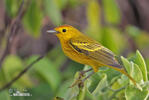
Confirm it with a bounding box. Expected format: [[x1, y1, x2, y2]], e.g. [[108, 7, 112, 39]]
[[47, 25, 136, 85]]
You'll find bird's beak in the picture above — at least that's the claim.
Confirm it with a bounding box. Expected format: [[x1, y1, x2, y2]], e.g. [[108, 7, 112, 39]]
[[47, 30, 59, 34]]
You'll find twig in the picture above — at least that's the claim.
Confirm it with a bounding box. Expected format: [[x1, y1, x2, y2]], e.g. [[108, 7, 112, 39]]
[[0, 55, 44, 92], [0, 0, 29, 70]]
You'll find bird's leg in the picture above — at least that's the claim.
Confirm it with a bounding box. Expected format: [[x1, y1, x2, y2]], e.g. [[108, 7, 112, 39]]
[[77, 71, 95, 88], [69, 68, 93, 88], [82, 71, 94, 82], [79, 68, 92, 77]]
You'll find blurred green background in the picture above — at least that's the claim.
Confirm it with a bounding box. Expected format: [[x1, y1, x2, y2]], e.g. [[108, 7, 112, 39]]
[[0, 0, 149, 100]]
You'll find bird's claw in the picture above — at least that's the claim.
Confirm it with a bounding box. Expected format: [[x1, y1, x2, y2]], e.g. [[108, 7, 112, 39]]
[[69, 71, 85, 88], [79, 71, 85, 77], [69, 79, 84, 88], [69, 69, 93, 88]]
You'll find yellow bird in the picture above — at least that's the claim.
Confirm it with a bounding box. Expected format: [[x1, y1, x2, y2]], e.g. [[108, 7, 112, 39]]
[[47, 25, 136, 86]]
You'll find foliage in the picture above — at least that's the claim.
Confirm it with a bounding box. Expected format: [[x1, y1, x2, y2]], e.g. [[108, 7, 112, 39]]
[[55, 51, 149, 100]]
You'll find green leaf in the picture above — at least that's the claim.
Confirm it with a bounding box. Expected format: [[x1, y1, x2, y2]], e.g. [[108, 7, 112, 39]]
[[121, 56, 132, 74], [121, 56, 144, 85], [88, 72, 101, 93], [59, 67, 87, 100], [87, 0, 100, 29], [2, 55, 32, 88], [130, 62, 143, 84], [27, 56, 61, 91], [101, 27, 120, 54], [28, 83, 54, 100], [63, 79, 79, 100], [125, 85, 149, 100], [0, 68, 7, 86], [44, 0, 62, 25], [86, 0, 101, 40], [3, 55, 23, 77], [117, 74, 129, 87], [56, 79, 73, 99], [89, 73, 109, 100], [48, 47, 67, 69], [100, 68, 121, 83], [146, 59, 149, 79], [5, 0, 22, 17], [86, 89, 96, 100], [92, 74, 108, 95], [126, 26, 140, 38], [136, 33, 149, 48], [134, 50, 148, 81], [56, 0, 68, 9], [23, 0, 43, 38], [103, 0, 120, 24], [69, 0, 80, 8]]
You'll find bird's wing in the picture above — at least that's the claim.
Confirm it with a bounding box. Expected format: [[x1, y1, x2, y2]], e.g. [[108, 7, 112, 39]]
[[69, 36, 122, 68]]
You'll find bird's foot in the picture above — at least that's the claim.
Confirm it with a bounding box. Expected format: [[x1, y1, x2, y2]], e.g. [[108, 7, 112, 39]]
[[69, 79, 83, 88], [69, 71, 84, 88], [79, 68, 92, 76], [69, 69, 94, 88]]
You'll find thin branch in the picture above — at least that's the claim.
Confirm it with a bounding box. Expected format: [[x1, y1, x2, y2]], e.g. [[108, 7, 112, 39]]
[[0, 0, 30, 70], [0, 55, 44, 92]]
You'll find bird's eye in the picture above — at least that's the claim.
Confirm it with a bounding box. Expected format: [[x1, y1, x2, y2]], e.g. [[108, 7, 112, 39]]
[[62, 29, 66, 32]]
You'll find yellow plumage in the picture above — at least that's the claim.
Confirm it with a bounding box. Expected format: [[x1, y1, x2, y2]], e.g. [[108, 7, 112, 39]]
[[48, 24, 136, 86]]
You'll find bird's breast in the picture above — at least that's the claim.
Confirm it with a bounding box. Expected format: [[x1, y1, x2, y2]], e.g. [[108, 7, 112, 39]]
[[61, 42, 90, 65]]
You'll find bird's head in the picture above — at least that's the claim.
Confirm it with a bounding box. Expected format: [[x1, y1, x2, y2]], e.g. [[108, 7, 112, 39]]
[[47, 25, 81, 41]]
